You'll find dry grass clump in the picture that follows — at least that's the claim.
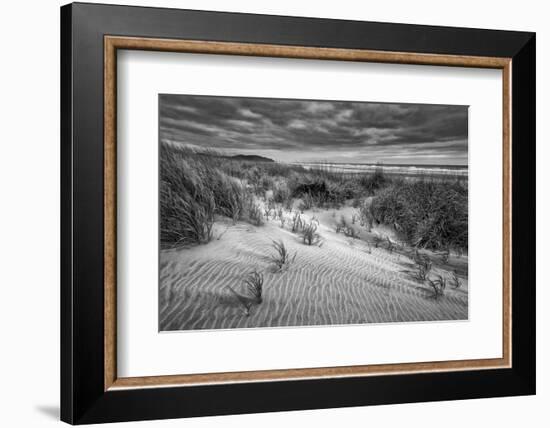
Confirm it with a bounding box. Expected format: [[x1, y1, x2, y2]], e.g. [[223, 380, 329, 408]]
[[161, 144, 274, 246], [291, 211, 304, 233], [302, 221, 320, 245], [411, 252, 432, 281], [160, 146, 219, 247], [227, 270, 264, 316], [370, 179, 467, 251], [270, 240, 296, 271], [244, 270, 264, 303], [427, 274, 447, 299], [450, 270, 461, 288]]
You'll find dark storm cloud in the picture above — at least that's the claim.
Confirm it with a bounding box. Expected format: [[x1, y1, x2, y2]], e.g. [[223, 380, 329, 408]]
[[159, 94, 468, 165]]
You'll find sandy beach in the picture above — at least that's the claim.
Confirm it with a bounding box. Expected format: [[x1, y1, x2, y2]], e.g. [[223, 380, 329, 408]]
[[159, 201, 468, 331]]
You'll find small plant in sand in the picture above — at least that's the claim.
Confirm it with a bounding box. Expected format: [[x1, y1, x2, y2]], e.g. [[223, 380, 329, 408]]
[[248, 202, 263, 226], [227, 270, 264, 316], [412, 253, 432, 281], [450, 270, 461, 288], [270, 240, 296, 271], [427, 274, 446, 299], [291, 211, 304, 232], [244, 270, 264, 303], [264, 207, 272, 220], [302, 221, 320, 246]]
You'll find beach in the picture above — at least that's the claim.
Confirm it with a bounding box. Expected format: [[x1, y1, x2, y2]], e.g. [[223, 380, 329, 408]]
[[160, 201, 468, 331]]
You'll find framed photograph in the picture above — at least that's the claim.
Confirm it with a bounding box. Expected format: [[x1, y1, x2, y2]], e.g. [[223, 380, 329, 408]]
[[61, 2, 535, 424]]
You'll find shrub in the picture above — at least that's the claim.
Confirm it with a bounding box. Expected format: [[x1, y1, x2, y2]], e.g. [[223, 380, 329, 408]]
[[370, 179, 467, 251]]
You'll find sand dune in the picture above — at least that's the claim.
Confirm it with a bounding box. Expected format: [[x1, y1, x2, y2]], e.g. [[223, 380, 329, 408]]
[[159, 205, 468, 331]]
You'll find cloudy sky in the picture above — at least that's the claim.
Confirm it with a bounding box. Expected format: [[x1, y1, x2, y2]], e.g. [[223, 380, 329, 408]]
[[159, 94, 468, 165]]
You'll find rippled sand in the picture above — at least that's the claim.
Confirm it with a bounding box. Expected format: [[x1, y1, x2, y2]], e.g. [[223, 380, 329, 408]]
[[159, 207, 468, 331]]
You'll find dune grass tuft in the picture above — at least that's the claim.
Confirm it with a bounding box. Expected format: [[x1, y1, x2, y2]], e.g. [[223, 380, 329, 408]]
[[427, 274, 447, 299], [227, 270, 264, 316], [302, 221, 320, 246], [450, 270, 461, 289], [270, 240, 296, 271], [244, 270, 264, 304]]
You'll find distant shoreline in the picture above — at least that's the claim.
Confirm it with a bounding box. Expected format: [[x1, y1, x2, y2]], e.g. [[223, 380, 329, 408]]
[[293, 161, 467, 170]]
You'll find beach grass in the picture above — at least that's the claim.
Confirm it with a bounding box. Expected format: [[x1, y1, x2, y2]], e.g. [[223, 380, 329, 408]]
[[160, 143, 468, 253]]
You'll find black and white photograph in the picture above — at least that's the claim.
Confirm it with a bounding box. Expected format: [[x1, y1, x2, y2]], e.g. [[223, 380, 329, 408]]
[[159, 94, 469, 331]]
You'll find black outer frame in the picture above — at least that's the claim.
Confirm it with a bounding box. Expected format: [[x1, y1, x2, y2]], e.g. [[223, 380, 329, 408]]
[[60, 2, 535, 424]]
